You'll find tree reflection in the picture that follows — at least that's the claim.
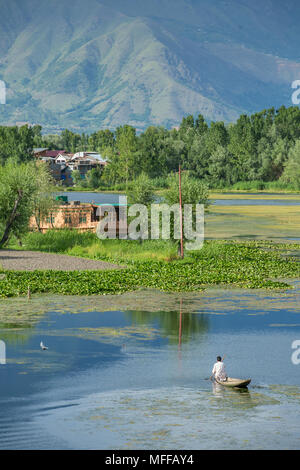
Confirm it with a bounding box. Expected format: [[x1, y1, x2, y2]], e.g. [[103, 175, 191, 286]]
[[125, 298, 209, 345], [0, 323, 34, 345]]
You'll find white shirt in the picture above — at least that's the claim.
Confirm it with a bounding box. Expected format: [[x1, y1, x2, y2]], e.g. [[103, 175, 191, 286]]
[[212, 361, 227, 381]]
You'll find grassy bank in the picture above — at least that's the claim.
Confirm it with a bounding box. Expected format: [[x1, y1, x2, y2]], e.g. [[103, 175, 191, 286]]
[[1, 231, 300, 298], [9, 231, 179, 262]]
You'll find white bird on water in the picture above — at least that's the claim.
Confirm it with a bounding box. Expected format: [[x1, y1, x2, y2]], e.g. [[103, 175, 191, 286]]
[[40, 341, 48, 350]]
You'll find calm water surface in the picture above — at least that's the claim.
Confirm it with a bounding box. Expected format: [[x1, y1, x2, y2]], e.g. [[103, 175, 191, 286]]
[[57, 191, 300, 207], [56, 191, 122, 205], [0, 286, 300, 450]]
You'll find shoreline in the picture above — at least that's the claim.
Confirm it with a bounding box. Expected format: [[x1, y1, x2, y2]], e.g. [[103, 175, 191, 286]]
[[1, 280, 300, 315], [55, 186, 300, 196]]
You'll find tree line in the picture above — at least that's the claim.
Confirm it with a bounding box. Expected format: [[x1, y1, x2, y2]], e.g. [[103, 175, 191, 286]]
[[1, 105, 300, 189]]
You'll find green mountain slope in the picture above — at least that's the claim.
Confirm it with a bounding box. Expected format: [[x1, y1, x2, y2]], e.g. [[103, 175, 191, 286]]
[[0, 0, 300, 132]]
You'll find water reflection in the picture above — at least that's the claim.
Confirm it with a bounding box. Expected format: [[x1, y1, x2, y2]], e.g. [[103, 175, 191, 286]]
[[0, 288, 300, 449], [126, 303, 209, 346], [212, 382, 252, 403]]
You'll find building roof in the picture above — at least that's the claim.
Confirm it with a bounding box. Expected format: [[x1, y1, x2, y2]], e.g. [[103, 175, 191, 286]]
[[33, 149, 67, 158], [92, 154, 108, 164], [33, 148, 48, 153], [55, 153, 74, 161], [44, 150, 67, 158], [72, 151, 108, 164], [71, 154, 107, 166]]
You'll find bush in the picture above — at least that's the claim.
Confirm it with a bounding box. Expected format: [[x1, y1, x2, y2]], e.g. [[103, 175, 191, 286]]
[[22, 229, 96, 253], [231, 181, 266, 191]]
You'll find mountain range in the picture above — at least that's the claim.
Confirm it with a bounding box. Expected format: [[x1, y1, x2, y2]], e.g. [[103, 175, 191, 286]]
[[1, 0, 300, 132]]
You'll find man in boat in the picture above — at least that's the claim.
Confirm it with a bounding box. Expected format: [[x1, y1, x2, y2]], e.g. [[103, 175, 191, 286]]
[[211, 356, 227, 382]]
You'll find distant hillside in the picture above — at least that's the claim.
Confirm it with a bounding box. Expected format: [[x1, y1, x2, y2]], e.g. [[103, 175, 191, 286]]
[[1, 0, 300, 132]]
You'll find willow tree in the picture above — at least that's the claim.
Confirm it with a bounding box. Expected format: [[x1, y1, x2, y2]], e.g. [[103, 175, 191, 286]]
[[0, 160, 54, 246], [32, 161, 56, 232], [127, 173, 156, 241]]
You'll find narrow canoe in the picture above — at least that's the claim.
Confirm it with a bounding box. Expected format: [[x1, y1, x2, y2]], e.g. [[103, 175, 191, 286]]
[[215, 377, 251, 388]]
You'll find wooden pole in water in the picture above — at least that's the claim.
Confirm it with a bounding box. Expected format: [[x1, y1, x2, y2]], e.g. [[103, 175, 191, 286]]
[[178, 297, 183, 349], [178, 165, 184, 259]]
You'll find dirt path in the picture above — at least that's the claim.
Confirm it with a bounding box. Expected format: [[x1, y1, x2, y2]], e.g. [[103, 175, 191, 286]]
[[0, 249, 123, 271]]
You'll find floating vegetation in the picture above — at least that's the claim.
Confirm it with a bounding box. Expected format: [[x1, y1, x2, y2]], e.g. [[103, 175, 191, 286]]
[[78, 326, 160, 342], [269, 385, 300, 401], [0, 241, 300, 299], [205, 205, 300, 240]]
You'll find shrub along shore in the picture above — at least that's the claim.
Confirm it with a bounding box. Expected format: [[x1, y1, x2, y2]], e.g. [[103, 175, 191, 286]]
[[0, 232, 300, 298]]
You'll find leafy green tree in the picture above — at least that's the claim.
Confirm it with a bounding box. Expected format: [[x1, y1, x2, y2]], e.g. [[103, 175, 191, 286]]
[[274, 106, 300, 142], [71, 169, 83, 186], [178, 115, 196, 162], [281, 140, 300, 189], [60, 129, 82, 153], [32, 125, 44, 148], [89, 129, 115, 153], [127, 172, 155, 206], [270, 137, 290, 179], [86, 167, 103, 189], [32, 161, 57, 232], [99, 146, 123, 186], [228, 114, 257, 180], [127, 173, 156, 240], [115, 125, 138, 188], [195, 114, 209, 135], [208, 145, 238, 187], [0, 125, 34, 164], [186, 121, 228, 179], [165, 172, 209, 207], [137, 126, 169, 177], [186, 133, 210, 179], [42, 133, 64, 150], [0, 161, 53, 246]]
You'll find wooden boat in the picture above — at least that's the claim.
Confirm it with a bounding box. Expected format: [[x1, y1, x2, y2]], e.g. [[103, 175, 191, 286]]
[[215, 377, 251, 388]]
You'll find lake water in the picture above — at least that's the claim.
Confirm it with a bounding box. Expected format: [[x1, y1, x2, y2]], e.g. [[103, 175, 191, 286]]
[[57, 191, 300, 206], [0, 285, 300, 450], [56, 191, 122, 205]]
